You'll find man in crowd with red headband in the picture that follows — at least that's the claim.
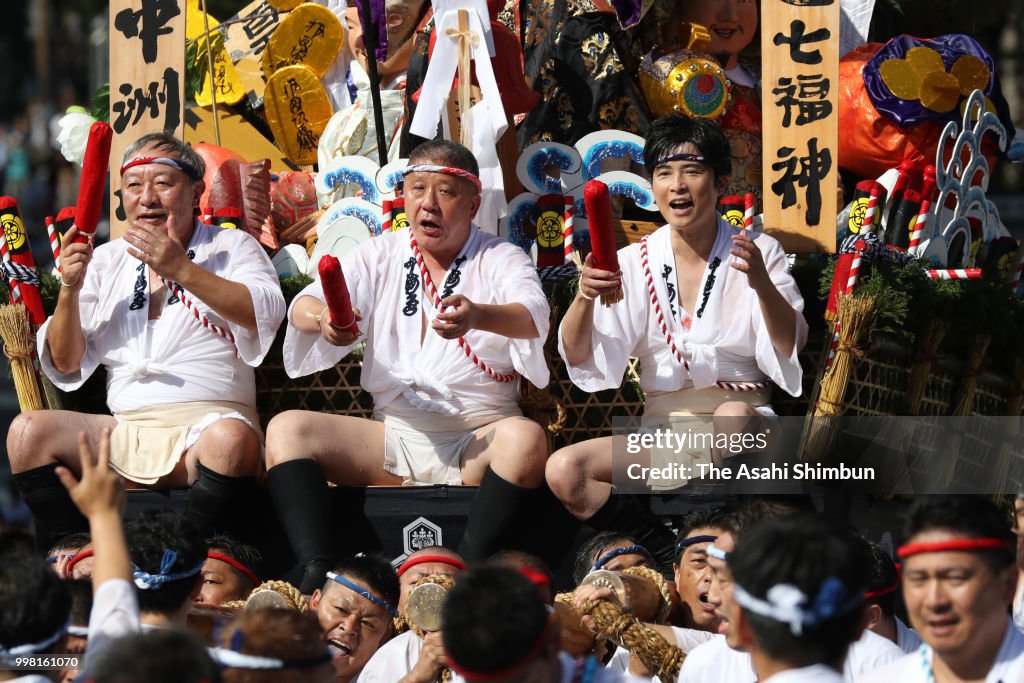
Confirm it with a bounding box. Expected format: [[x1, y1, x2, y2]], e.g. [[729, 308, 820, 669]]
[[857, 495, 1024, 683], [267, 138, 551, 593], [309, 554, 401, 682], [197, 535, 262, 606], [546, 115, 808, 568], [360, 547, 467, 683], [7, 132, 286, 547], [862, 540, 920, 654]]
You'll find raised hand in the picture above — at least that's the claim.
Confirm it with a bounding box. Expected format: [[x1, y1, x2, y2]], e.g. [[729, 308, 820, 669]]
[[730, 229, 772, 294], [321, 306, 363, 346], [578, 252, 622, 302], [125, 210, 190, 281], [58, 226, 94, 291]]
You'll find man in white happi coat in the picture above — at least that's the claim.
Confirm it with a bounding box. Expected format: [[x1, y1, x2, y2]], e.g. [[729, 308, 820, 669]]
[[8, 132, 285, 544], [546, 115, 808, 567], [857, 495, 1024, 683], [266, 139, 550, 593]]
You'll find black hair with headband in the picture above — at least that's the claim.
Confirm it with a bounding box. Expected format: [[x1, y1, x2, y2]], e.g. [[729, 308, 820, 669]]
[[643, 114, 732, 180]]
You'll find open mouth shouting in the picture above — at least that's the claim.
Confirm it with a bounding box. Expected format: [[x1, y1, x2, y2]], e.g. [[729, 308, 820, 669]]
[[328, 639, 354, 662], [668, 198, 695, 216], [418, 218, 443, 237]]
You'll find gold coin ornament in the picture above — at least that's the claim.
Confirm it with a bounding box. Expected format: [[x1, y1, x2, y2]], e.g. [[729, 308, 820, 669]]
[[262, 3, 343, 78], [847, 197, 869, 235], [919, 71, 961, 113], [724, 209, 744, 228], [905, 46, 944, 78], [405, 583, 448, 633], [949, 54, 990, 95], [878, 58, 921, 100], [1, 212, 27, 251], [267, 0, 304, 9], [265, 65, 334, 166], [536, 208, 565, 248], [639, 48, 730, 120]]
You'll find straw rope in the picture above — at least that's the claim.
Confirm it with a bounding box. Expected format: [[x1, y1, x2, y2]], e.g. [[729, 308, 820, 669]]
[[223, 580, 309, 612], [0, 304, 44, 412], [904, 319, 948, 415], [577, 597, 684, 680], [951, 333, 992, 417], [621, 566, 672, 625]]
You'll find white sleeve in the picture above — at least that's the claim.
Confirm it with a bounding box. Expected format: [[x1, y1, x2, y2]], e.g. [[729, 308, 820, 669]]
[[79, 579, 140, 676], [493, 245, 550, 388], [669, 626, 718, 652], [559, 246, 646, 392], [224, 232, 287, 366], [281, 241, 377, 378], [36, 249, 109, 391], [750, 235, 807, 397]]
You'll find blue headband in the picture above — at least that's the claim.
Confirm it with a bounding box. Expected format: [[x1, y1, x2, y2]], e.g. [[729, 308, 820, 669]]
[[326, 571, 399, 617], [706, 544, 729, 561], [591, 545, 654, 572], [675, 534, 719, 558], [132, 549, 204, 591]]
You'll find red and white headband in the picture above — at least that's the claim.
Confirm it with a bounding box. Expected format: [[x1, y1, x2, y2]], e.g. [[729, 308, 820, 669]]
[[403, 164, 482, 193], [897, 537, 1012, 559], [120, 156, 203, 181]]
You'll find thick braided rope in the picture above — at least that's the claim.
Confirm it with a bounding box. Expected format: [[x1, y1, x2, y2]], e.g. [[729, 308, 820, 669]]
[[0, 261, 41, 288], [162, 277, 237, 350], [223, 580, 309, 612], [827, 188, 879, 369], [0, 233, 23, 304], [580, 598, 684, 680], [621, 566, 672, 625], [639, 236, 769, 392], [409, 232, 517, 383]]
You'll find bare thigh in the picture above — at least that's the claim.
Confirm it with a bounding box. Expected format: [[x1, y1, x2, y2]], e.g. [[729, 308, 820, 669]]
[[265, 410, 402, 486], [6, 410, 118, 475], [460, 416, 548, 487]]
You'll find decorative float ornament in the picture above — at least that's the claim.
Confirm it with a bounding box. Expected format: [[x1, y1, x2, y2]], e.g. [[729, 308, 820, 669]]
[[719, 195, 745, 228], [185, 0, 244, 107], [318, 255, 361, 336], [843, 180, 887, 242], [72, 121, 112, 246], [638, 24, 730, 121], [534, 194, 566, 268], [0, 198, 45, 326], [266, 0, 304, 9], [262, 3, 343, 77], [271, 171, 320, 237], [264, 65, 334, 166], [55, 107, 97, 167]]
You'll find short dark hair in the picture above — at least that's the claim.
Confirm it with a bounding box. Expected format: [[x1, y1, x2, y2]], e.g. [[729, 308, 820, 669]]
[[729, 514, 868, 669], [572, 531, 641, 585], [208, 534, 263, 587], [91, 629, 221, 683], [48, 532, 92, 557], [675, 506, 727, 544], [0, 550, 71, 655], [903, 496, 1015, 573], [643, 115, 732, 180], [126, 510, 207, 616], [408, 139, 480, 179], [64, 578, 94, 627], [721, 497, 812, 541], [324, 554, 400, 611], [220, 609, 331, 683], [863, 540, 899, 618], [442, 567, 549, 676]]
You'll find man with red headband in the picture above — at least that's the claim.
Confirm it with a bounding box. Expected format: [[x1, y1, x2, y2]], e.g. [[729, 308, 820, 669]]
[[266, 138, 550, 593], [360, 547, 467, 683], [857, 495, 1024, 683], [7, 132, 285, 547]]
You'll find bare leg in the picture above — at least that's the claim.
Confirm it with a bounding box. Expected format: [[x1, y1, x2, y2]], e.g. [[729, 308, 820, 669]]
[[545, 436, 618, 520], [7, 410, 118, 476], [711, 401, 762, 467]]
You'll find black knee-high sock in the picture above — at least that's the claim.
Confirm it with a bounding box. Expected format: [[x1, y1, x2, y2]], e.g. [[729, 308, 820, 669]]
[[585, 494, 677, 575], [13, 463, 89, 550], [185, 463, 255, 539], [267, 459, 340, 594], [459, 468, 534, 563]]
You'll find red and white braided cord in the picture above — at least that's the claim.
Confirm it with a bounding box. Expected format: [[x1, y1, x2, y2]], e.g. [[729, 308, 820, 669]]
[[409, 234, 517, 383], [161, 277, 237, 349], [639, 237, 769, 392]]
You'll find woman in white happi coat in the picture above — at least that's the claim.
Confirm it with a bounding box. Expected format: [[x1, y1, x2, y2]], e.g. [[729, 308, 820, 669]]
[[546, 115, 807, 567], [266, 139, 552, 593]]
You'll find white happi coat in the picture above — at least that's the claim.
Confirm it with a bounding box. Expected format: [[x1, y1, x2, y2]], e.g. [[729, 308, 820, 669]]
[[856, 620, 1024, 683], [284, 226, 550, 414], [560, 219, 807, 399], [38, 222, 285, 412], [358, 631, 467, 683]]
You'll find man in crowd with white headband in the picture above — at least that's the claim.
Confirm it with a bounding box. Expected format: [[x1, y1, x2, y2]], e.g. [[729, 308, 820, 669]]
[[359, 547, 467, 683], [728, 514, 871, 683], [309, 554, 401, 682], [546, 115, 807, 566], [857, 495, 1024, 683], [267, 138, 550, 592], [443, 566, 634, 682], [8, 131, 286, 546]]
